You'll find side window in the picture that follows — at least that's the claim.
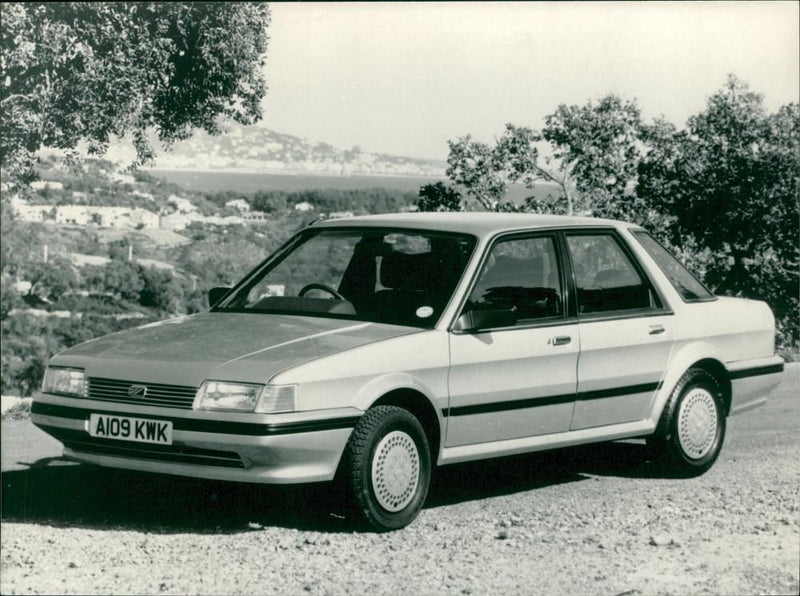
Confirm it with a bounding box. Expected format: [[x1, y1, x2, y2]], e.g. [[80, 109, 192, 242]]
[[467, 236, 562, 321], [566, 233, 654, 314]]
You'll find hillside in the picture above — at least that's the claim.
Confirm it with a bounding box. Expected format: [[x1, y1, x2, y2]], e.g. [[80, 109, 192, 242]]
[[109, 124, 447, 178]]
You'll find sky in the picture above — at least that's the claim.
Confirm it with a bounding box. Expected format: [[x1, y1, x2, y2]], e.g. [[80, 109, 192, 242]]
[[260, 1, 799, 160]]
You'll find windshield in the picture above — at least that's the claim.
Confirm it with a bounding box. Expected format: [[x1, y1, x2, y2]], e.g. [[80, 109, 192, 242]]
[[216, 228, 477, 328]]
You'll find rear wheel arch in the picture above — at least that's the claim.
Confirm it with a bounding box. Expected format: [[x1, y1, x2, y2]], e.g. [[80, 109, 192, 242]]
[[688, 358, 731, 416], [657, 357, 731, 430]]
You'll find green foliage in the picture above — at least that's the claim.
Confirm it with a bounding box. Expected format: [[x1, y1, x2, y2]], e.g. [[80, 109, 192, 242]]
[[172, 221, 290, 289], [0, 273, 24, 318], [542, 95, 644, 219], [637, 76, 799, 348], [103, 261, 145, 303], [446, 124, 543, 210], [1, 312, 157, 396], [1, 315, 56, 396], [417, 182, 463, 212], [249, 191, 289, 213], [24, 257, 80, 302], [107, 240, 131, 261], [1, 2, 271, 189], [429, 75, 798, 353], [643, 79, 798, 258], [138, 267, 179, 312], [444, 124, 577, 214], [202, 187, 417, 216]]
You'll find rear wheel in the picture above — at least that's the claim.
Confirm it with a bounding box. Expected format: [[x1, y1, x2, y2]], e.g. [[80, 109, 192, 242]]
[[649, 368, 726, 477], [338, 406, 431, 531]]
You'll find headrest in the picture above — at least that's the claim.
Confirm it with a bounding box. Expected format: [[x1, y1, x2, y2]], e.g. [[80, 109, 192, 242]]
[[593, 268, 640, 288], [380, 252, 439, 290], [482, 255, 544, 287]]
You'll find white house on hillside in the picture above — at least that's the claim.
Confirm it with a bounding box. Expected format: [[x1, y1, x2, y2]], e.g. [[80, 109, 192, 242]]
[[242, 211, 270, 222], [30, 180, 64, 191], [225, 198, 251, 212], [54, 206, 159, 228], [11, 199, 159, 229], [167, 194, 197, 213]]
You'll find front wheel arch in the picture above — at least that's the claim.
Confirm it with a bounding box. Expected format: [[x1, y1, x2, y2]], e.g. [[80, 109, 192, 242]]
[[370, 388, 442, 464], [336, 405, 432, 531]]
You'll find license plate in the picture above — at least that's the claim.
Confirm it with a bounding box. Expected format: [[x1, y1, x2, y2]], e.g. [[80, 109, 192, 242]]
[[88, 414, 173, 445]]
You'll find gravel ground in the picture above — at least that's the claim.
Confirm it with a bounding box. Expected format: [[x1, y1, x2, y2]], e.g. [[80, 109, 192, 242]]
[[2, 365, 798, 595]]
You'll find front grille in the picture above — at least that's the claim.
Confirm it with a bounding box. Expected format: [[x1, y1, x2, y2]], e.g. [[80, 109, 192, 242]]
[[88, 377, 197, 410], [41, 426, 245, 469]]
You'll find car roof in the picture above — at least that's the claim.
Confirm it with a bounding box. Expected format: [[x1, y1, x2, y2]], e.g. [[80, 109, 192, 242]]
[[313, 212, 635, 239]]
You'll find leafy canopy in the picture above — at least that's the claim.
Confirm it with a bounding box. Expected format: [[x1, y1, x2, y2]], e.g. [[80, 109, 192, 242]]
[[1, 2, 270, 189], [421, 75, 798, 353], [445, 124, 542, 211], [637, 76, 799, 340]]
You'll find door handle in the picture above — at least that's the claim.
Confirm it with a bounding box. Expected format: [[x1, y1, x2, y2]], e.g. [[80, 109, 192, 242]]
[[649, 324, 665, 335], [549, 335, 572, 346]]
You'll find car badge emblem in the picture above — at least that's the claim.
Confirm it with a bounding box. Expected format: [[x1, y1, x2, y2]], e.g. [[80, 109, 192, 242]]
[[128, 384, 148, 398]]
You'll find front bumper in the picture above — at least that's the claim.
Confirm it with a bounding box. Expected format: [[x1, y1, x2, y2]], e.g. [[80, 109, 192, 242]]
[[31, 394, 361, 484]]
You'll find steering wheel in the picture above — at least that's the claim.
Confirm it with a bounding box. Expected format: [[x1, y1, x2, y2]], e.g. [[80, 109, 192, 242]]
[[298, 283, 346, 300]]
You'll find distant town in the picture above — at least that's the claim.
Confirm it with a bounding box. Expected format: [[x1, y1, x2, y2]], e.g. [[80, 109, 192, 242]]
[[105, 124, 448, 178], [11, 178, 355, 232]]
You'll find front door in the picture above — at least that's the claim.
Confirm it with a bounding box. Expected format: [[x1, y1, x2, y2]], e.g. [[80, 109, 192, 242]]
[[446, 233, 579, 447]]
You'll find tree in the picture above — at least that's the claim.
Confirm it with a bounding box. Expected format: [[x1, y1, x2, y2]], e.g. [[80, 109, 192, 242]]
[[138, 266, 180, 312], [416, 182, 463, 212], [444, 124, 580, 214], [637, 76, 799, 349], [24, 256, 80, 303], [103, 260, 145, 303], [542, 95, 644, 219], [0, 272, 23, 319], [1, 2, 270, 190], [0, 314, 56, 396], [446, 124, 542, 211]]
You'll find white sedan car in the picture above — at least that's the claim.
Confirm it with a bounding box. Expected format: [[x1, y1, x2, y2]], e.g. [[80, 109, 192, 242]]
[[32, 213, 784, 530]]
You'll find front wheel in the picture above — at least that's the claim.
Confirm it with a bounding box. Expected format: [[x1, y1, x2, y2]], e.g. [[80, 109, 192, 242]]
[[648, 368, 726, 477], [338, 406, 431, 531]]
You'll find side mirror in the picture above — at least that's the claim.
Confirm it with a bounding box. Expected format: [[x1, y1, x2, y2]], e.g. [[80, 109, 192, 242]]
[[452, 307, 517, 333], [208, 286, 231, 307]]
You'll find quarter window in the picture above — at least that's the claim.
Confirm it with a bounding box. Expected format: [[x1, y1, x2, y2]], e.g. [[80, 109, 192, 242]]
[[467, 236, 563, 321], [632, 231, 715, 302], [566, 233, 654, 314]]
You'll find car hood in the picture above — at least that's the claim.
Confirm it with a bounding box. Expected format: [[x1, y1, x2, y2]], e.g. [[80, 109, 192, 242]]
[[51, 312, 419, 387]]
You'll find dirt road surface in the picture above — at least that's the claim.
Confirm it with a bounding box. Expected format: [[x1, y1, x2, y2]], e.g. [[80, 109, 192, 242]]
[[2, 366, 798, 595]]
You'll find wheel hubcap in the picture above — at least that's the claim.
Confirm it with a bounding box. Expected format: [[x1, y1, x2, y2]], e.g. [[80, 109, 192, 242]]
[[677, 388, 718, 459], [371, 430, 420, 512]]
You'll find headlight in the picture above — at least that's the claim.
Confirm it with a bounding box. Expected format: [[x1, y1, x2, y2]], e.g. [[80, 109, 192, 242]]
[[193, 381, 264, 412], [42, 367, 86, 397], [193, 381, 298, 413], [255, 384, 297, 414]]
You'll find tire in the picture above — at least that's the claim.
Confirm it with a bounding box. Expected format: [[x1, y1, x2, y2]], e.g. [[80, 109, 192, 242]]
[[338, 405, 431, 531], [648, 368, 726, 477]]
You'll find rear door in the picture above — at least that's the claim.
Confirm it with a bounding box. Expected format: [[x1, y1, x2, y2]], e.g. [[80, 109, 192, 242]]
[[564, 230, 674, 430], [446, 233, 579, 447]]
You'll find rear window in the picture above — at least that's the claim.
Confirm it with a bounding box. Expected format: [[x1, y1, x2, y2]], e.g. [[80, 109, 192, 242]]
[[632, 231, 715, 302]]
